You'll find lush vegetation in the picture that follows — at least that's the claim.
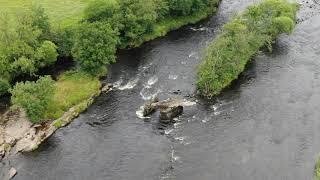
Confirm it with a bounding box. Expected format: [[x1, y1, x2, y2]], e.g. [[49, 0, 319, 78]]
[[0, 5, 58, 96], [44, 71, 101, 120], [316, 157, 320, 180], [197, 0, 298, 97], [1, 0, 221, 123], [72, 22, 119, 75], [9, 71, 100, 122], [10, 76, 55, 123], [73, 0, 220, 74]]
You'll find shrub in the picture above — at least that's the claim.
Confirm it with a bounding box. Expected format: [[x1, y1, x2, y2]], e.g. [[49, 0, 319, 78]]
[[72, 22, 119, 75], [0, 79, 10, 96], [84, 0, 122, 28], [118, 0, 159, 46], [51, 26, 75, 57], [197, 0, 298, 97], [10, 76, 55, 123]]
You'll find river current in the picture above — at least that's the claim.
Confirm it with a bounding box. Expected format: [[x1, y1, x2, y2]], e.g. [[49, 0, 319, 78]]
[[1, 0, 320, 179]]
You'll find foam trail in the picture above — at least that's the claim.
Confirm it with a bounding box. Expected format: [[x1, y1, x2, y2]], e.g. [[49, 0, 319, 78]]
[[148, 76, 158, 85], [188, 52, 196, 58], [168, 74, 178, 80], [181, 99, 197, 106], [140, 88, 161, 100], [118, 78, 139, 90], [112, 78, 123, 88], [136, 106, 150, 119], [190, 27, 208, 31]]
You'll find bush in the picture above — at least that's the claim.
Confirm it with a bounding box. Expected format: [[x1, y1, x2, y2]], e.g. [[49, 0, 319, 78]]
[[51, 26, 75, 57], [84, 0, 122, 28], [197, 0, 298, 97], [0, 79, 10, 96], [10, 76, 55, 123], [118, 0, 159, 45], [72, 22, 119, 75]]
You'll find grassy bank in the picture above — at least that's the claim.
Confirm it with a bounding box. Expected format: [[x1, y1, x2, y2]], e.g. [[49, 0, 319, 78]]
[[44, 71, 101, 120], [197, 0, 298, 97], [315, 158, 320, 180], [126, 6, 218, 48]]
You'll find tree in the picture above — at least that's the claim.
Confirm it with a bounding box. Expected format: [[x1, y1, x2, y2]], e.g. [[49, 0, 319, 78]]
[[72, 22, 119, 75], [118, 0, 158, 45], [84, 0, 122, 29], [0, 6, 58, 96], [10, 76, 55, 123]]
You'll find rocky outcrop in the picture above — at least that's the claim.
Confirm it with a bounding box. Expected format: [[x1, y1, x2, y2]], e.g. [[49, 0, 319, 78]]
[[0, 109, 32, 158], [159, 106, 183, 123], [0, 87, 102, 159], [101, 83, 113, 93], [15, 92, 98, 152], [141, 97, 190, 123]]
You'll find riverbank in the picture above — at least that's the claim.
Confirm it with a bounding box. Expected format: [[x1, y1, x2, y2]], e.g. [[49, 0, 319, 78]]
[[2, 0, 320, 179], [0, 73, 108, 159], [0, 1, 221, 158]]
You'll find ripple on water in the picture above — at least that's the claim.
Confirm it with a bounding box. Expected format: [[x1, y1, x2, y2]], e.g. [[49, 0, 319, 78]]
[[168, 74, 178, 80], [118, 77, 139, 90], [139, 88, 161, 100], [147, 75, 158, 87]]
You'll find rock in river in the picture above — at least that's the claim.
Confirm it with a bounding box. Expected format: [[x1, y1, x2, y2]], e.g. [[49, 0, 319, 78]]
[[8, 167, 17, 180], [159, 106, 183, 123], [142, 97, 159, 116]]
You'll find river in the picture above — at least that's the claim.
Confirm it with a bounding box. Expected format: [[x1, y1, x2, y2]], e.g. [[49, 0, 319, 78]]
[[1, 0, 320, 179]]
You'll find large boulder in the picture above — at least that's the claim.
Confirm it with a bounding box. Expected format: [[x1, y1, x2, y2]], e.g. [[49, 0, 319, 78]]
[[140, 97, 185, 122], [159, 106, 183, 123]]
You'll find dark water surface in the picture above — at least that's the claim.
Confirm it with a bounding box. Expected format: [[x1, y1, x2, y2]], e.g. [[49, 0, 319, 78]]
[[2, 0, 320, 179]]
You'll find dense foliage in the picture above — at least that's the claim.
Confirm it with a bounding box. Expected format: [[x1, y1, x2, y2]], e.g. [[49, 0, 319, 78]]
[[83, 0, 218, 47], [10, 76, 55, 123], [197, 0, 298, 97], [0, 6, 58, 95], [72, 22, 119, 75], [72, 0, 220, 74], [0, 0, 221, 123]]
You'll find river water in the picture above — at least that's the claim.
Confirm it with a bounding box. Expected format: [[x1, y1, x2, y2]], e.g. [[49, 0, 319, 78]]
[[2, 0, 320, 179]]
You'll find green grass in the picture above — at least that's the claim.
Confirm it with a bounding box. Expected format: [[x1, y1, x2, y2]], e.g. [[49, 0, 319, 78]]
[[0, 0, 91, 27], [44, 71, 101, 120], [315, 157, 320, 180]]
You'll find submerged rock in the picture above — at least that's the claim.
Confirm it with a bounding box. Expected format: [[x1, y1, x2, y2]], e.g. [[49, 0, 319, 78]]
[[8, 167, 17, 180], [101, 83, 113, 93]]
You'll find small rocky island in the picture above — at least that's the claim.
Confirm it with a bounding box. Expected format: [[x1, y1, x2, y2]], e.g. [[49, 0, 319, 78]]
[[142, 97, 193, 123]]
